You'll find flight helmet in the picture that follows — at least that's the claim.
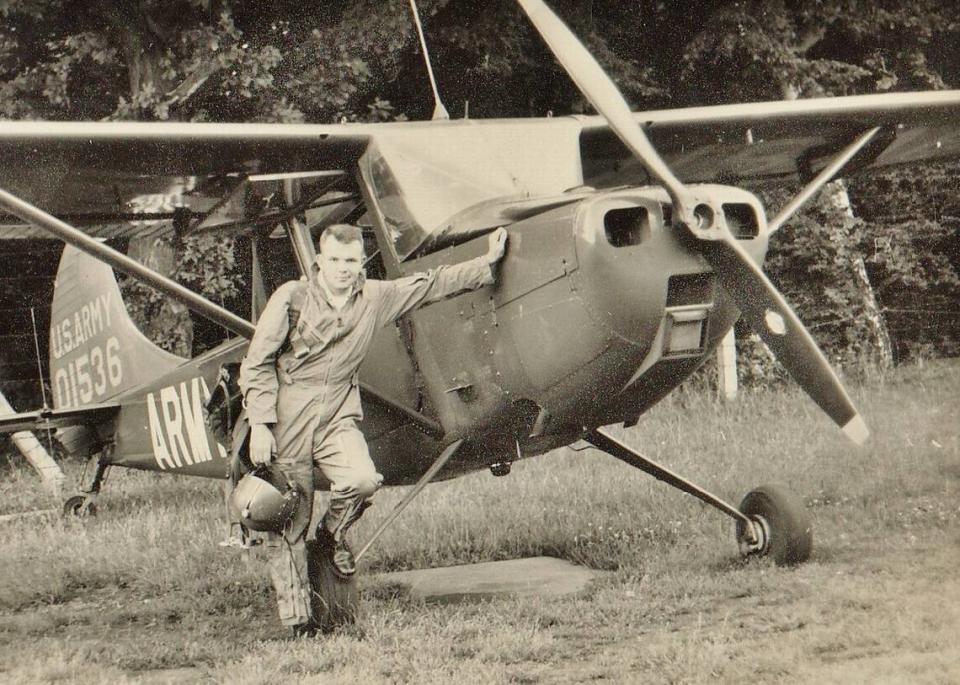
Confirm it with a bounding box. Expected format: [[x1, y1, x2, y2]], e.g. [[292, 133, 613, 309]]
[[229, 466, 301, 533]]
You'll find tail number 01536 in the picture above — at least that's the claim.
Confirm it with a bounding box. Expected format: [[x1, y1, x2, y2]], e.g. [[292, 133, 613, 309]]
[[54, 336, 123, 407]]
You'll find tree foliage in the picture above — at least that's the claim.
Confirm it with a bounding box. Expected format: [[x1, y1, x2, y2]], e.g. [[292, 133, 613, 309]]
[[0, 0, 958, 364], [118, 234, 243, 355], [680, 0, 960, 102]]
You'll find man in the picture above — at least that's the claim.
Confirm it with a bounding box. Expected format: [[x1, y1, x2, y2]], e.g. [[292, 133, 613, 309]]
[[239, 223, 508, 632]]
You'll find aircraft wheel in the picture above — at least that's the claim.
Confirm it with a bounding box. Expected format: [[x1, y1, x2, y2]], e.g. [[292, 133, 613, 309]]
[[305, 539, 360, 632], [62, 494, 98, 518], [736, 484, 812, 566]]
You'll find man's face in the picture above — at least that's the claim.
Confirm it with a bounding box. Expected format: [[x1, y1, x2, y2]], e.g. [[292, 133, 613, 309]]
[[317, 236, 364, 296]]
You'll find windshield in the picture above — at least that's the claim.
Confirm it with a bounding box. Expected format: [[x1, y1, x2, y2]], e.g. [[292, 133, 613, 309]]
[[359, 121, 584, 262], [361, 147, 430, 261]]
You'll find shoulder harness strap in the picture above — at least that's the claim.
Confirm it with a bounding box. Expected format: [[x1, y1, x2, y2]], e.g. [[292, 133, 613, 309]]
[[286, 282, 310, 359]]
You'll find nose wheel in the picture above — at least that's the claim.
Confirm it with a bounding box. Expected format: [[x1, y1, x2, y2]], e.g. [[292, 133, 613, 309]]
[[736, 485, 812, 565]]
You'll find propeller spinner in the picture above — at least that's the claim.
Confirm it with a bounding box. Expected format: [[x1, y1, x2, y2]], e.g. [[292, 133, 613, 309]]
[[517, 0, 868, 444]]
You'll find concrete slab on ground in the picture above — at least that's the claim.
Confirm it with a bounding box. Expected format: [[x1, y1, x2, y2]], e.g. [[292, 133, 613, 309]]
[[372, 556, 608, 603]]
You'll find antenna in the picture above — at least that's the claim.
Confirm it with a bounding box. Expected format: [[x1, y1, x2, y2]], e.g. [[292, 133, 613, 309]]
[[29, 308, 49, 411], [407, 0, 449, 120], [30, 307, 56, 451]]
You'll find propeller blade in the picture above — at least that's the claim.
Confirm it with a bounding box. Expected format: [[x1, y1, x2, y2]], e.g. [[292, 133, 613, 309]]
[[515, 0, 692, 217], [697, 232, 868, 444], [516, 0, 867, 444]]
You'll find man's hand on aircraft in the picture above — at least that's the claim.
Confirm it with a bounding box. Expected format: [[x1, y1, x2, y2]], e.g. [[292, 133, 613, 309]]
[[249, 424, 276, 465], [485, 227, 508, 265]]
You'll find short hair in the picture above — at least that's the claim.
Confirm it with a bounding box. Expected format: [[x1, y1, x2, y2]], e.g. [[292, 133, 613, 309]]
[[318, 224, 363, 252]]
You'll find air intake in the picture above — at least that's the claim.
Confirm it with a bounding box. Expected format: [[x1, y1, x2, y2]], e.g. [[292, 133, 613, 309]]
[[604, 207, 650, 247]]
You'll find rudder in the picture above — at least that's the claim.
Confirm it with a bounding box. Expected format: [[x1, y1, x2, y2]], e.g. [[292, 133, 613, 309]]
[[50, 244, 186, 408]]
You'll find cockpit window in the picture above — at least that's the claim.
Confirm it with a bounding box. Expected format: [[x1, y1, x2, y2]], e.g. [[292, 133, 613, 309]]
[[362, 148, 430, 261]]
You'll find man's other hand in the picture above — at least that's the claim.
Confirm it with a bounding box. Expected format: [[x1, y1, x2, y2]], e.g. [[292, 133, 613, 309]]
[[485, 227, 508, 265], [249, 424, 276, 465]]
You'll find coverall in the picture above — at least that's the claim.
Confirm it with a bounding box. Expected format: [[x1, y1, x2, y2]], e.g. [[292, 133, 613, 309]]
[[239, 256, 494, 626]]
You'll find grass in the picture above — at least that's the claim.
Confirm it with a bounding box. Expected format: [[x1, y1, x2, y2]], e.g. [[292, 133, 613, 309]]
[[0, 359, 957, 683]]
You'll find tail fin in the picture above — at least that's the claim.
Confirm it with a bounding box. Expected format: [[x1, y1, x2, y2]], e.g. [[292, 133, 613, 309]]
[[50, 244, 187, 408]]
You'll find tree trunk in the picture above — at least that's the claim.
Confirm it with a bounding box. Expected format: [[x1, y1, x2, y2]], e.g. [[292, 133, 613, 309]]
[[826, 180, 895, 369], [852, 256, 894, 369]]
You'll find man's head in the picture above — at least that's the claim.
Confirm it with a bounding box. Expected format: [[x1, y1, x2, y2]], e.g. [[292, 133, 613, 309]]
[[316, 224, 364, 296]]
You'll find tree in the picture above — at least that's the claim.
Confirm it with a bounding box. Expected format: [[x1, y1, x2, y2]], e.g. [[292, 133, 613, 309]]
[[679, 0, 960, 104], [1, 0, 958, 365], [679, 0, 960, 371]]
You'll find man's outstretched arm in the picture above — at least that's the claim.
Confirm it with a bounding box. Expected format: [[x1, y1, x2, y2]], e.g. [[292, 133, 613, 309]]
[[375, 228, 508, 327]]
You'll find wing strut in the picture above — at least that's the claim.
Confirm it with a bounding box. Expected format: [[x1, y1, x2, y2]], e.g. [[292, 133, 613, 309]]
[[768, 127, 882, 234], [0, 186, 255, 339], [0, 185, 449, 439]]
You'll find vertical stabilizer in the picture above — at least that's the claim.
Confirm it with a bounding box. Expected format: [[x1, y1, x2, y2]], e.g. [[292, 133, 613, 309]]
[[50, 244, 187, 408]]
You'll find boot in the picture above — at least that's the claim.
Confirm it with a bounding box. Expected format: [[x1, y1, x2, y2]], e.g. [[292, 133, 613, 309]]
[[316, 527, 356, 578], [316, 498, 371, 578]]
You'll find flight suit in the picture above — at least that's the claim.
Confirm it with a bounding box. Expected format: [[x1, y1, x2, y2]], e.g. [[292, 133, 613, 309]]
[[239, 256, 494, 626]]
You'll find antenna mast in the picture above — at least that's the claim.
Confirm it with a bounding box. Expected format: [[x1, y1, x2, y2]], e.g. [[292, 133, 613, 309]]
[[408, 0, 449, 120]]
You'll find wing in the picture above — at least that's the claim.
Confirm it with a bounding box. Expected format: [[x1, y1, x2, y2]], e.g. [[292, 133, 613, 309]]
[[0, 121, 371, 239], [581, 90, 960, 187], [1, 91, 959, 244]]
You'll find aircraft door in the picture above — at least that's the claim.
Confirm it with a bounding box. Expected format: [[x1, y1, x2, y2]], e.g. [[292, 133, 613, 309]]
[[400, 241, 527, 442]]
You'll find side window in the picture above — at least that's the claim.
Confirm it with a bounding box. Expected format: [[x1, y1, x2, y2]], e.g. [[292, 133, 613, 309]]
[[361, 224, 386, 281], [254, 231, 301, 298]]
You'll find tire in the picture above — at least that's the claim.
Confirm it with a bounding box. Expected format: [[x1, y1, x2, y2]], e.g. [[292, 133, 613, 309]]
[[737, 484, 812, 566], [62, 495, 97, 518], [305, 538, 360, 632]]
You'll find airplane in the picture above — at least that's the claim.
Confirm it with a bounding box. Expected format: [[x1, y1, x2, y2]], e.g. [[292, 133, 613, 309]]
[[0, 0, 959, 604]]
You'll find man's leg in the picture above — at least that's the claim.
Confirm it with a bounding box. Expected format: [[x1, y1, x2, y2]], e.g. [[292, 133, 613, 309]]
[[266, 385, 319, 629], [313, 419, 383, 577]]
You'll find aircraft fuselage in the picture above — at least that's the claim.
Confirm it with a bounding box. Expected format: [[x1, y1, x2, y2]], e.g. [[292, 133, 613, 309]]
[[90, 183, 768, 487]]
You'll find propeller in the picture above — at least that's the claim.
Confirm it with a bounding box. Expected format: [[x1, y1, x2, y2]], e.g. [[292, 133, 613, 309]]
[[516, 0, 868, 444]]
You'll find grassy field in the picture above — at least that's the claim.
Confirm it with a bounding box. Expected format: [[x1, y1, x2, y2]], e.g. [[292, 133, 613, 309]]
[[0, 359, 957, 683]]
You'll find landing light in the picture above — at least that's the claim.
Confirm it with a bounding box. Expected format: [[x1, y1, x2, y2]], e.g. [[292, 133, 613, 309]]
[[764, 310, 786, 336], [663, 304, 709, 358]]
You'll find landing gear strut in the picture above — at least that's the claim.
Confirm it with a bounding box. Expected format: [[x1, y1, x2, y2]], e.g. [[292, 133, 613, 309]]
[[585, 428, 812, 565], [62, 454, 110, 518]]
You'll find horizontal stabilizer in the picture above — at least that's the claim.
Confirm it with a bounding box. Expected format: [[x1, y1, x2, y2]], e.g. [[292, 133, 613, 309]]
[[0, 403, 119, 434]]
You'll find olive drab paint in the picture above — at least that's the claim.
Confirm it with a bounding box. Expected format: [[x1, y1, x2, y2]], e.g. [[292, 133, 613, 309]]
[[146, 376, 228, 470], [50, 244, 186, 410], [49, 291, 122, 408], [19, 97, 878, 495], [41, 178, 764, 485], [49, 245, 230, 477]]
